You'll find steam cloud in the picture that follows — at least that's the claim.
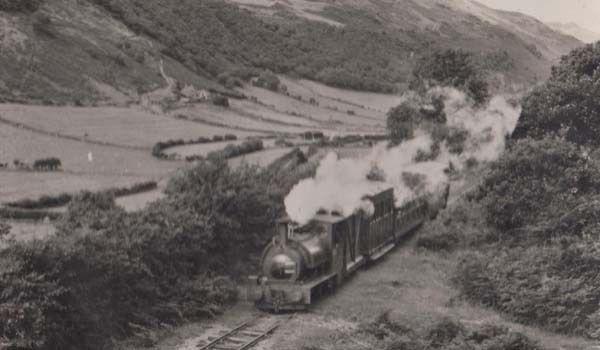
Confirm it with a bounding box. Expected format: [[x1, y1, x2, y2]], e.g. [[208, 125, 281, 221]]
[[285, 87, 521, 225]]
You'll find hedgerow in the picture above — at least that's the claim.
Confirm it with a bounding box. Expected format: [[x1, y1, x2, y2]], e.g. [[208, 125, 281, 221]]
[[152, 134, 240, 159], [206, 139, 263, 160]]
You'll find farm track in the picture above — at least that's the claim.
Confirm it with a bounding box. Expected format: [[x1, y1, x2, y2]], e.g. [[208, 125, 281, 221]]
[[0, 115, 147, 151], [196, 315, 289, 350]]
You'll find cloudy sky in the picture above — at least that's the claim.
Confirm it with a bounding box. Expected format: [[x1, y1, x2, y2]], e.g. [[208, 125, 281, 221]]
[[477, 0, 600, 32]]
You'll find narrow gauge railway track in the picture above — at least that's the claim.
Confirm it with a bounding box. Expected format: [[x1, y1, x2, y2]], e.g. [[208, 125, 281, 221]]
[[196, 315, 288, 350]]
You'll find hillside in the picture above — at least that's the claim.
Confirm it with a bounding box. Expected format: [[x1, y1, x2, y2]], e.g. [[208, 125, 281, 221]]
[[0, 0, 582, 105], [547, 22, 600, 44]]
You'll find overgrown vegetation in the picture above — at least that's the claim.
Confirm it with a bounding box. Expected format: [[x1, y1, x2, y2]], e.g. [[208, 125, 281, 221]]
[[411, 49, 490, 105], [0, 0, 42, 13], [6, 181, 157, 210], [0, 153, 317, 349], [84, 0, 424, 93], [152, 134, 239, 160], [359, 312, 544, 350], [207, 139, 263, 160], [514, 42, 600, 147]]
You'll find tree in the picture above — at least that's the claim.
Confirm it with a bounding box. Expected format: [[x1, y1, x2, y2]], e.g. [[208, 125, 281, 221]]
[[480, 137, 600, 232], [513, 42, 600, 147], [386, 102, 421, 145], [411, 49, 489, 104]]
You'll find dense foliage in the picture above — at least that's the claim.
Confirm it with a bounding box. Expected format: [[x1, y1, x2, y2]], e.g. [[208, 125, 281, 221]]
[[480, 137, 600, 233], [514, 42, 600, 146], [360, 312, 543, 350], [435, 136, 600, 338], [85, 0, 424, 93], [0, 152, 317, 349], [0, 0, 42, 12], [411, 49, 490, 105], [206, 139, 264, 160]]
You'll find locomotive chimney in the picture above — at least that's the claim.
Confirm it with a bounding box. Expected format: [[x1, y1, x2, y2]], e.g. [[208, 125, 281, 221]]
[[277, 221, 288, 246]]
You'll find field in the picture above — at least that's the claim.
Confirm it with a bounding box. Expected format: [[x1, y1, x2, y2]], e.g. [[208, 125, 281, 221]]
[[279, 76, 404, 117], [238, 84, 386, 129], [0, 121, 179, 202], [0, 104, 260, 149], [0, 77, 399, 243]]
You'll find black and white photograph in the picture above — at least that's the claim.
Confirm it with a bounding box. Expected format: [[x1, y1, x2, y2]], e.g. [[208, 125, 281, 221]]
[[1, 0, 600, 349]]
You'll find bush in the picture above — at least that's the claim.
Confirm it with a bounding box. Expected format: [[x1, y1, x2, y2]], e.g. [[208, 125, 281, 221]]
[[252, 71, 281, 91], [416, 231, 460, 252], [514, 42, 600, 147], [360, 312, 544, 350], [0, 0, 42, 12], [411, 49, 489, 105], [207, 139, 263, 160], [0, 160, 287, 349], [455, 242, 600, 338], [7, 193, 72, 210], [212, 95, 229, 107], [387, 103, 420, 144], [480, 137, 600, 233]]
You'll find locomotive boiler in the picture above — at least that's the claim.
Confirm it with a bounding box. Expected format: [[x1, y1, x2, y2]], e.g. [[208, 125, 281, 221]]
[[251, 186, 449, 312]]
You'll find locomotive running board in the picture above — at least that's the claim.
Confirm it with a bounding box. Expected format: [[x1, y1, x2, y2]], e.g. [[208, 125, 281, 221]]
[[369, 242, 396, 261]]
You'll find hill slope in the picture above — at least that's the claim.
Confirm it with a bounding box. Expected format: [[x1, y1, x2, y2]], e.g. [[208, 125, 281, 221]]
[[0, 0, 582, 105], [547, 22, 600, 44]]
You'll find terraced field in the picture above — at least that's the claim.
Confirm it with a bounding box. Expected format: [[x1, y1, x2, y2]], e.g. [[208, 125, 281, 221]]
[[0, 77, 396, 215], [0, 104, 259, 149], [239, 85, 385, 130], [0, 122, 179, 202]]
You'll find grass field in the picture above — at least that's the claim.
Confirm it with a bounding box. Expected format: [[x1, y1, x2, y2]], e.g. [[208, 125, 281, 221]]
[[279, 76, 403, 117], [238, 85, 385, 129], [171, 104, 311, 134], [0, 123, 179, 202], [0, 104, 259, 149]]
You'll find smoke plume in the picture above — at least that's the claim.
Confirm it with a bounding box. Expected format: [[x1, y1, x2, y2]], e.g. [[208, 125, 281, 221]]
[[285, 87, 521, 225]]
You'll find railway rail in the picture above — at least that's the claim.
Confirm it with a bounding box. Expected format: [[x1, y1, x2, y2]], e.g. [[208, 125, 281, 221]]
[[196, 315, 287, 350]]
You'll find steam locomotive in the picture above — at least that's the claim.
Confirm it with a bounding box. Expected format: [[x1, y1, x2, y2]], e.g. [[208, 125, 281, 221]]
[[251, 186, 450, 312]]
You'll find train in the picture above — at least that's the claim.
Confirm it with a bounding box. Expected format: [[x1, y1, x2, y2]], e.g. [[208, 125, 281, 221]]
[[250, 185, 450, 312]]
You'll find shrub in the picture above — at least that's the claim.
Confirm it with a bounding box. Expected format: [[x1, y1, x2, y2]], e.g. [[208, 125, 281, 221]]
[[0, 159, 287, 349], [212, 95, 229, 107], [7, 193, 72, 209], [455, 243, 600, 338], [0, 0, 42, 12], [207, 139, 263, 160], [360, 312, 543, 350], [411, 49, 490, 105], [387, 103, 420, 145], [514, 42, 600, 147], [480, 137, 600, 233], [252, 71, 281, 91], [416, 231, 461, 252]]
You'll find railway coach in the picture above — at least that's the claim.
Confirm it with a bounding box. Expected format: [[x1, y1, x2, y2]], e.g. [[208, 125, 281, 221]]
[[251, 185, 449, 312]]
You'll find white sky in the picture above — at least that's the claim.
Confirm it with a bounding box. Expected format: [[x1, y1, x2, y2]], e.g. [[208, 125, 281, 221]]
[[476, 0, 600, 33]]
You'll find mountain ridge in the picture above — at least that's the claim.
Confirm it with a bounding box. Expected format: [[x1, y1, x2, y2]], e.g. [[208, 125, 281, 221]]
[[547, 21, 600, 44], [0, 0, 583, 105]]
